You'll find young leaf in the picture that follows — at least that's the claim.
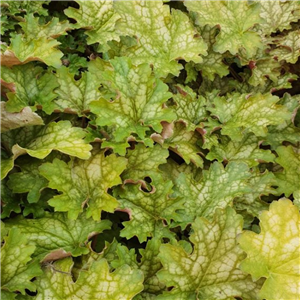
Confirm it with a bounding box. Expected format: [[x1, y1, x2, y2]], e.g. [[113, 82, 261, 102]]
[[34, 258, 143, 300], [90, 57, 176, 142], [185, 0, 262, 57], [114, 0, 207, 77], [39, 151, 127, 220], [157, 207, 260, 299], [1, 228, 42, 296], [5, 213, 111, 260], [239, 199, 300, 300]]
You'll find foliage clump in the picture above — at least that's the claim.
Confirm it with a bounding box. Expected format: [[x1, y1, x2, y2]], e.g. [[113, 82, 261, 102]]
[[1, 1, 300, 299]]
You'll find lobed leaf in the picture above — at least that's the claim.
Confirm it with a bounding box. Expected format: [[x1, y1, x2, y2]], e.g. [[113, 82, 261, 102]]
[[33, 257, 143, 300], [39, 150, 127, 220], [157, 207, 260, 299], [1, 228, 42, 296], [114, 0, 207, 77], [5, 213, 111, 260], [90, 57, 176, 143], [185, 0, 262, 57], [239, 199, 300, 300]]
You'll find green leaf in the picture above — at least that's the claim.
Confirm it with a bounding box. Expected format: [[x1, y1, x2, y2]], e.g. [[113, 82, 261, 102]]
[[172, 85, 206, 131], [208, 92, 291, 140], [264, 93, 300, 148], [1, 228, 42, 295], [157, 207, 260, 299], [206, 134, 275, 167], [115, 176, 182, 242], [5, 213, 111, 260], [1, 180, 21, 218], [121, 144, 169, 182], [136, 238, 165, 297], [185, 0, 262, 56], [3, 14, 71, 68], [90, 57, 176, 142], [294, 190, 300, 210], [1, 121, 91, 178], [113, 238, 165, 298], [7, 157, 48, 203], [0, 222, 8, 243], [1, 156, 14, 181], [275, 145, 300, 197], [39, 150, 127, 220], [234, 169, 276, 217], [239, 199, 300, 300], [1, 1, 49, 17], [1, 63, 58, 113], [1, 102, 44, 132], [64, 0, 120, 49], [152, 122, 204, 167], [53, 66, 102, 115], [34, 257, 143, 300], [259, 0, 300, 34], [114, 0, 207, 77], [159, 159, 202, 184], [22, 189, 55, 219], [63, 54, 87, 75], [174, 162, 251, 225], [248, 57, 281, 87], [196, 25, 229, 81], [2, 120, 92, 161], [270, 30, 300, 64]]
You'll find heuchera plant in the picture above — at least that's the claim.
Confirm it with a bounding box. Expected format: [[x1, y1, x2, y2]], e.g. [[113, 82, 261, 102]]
[[1, 1, 300, 299]]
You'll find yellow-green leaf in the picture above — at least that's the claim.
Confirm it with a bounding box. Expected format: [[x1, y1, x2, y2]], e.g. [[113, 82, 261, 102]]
[[157, 207, 260, 299], [239, 199, 300, 300]]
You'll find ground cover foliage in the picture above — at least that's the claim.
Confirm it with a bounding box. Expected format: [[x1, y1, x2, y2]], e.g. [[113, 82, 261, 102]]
[[1, 1, 300, 299]]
